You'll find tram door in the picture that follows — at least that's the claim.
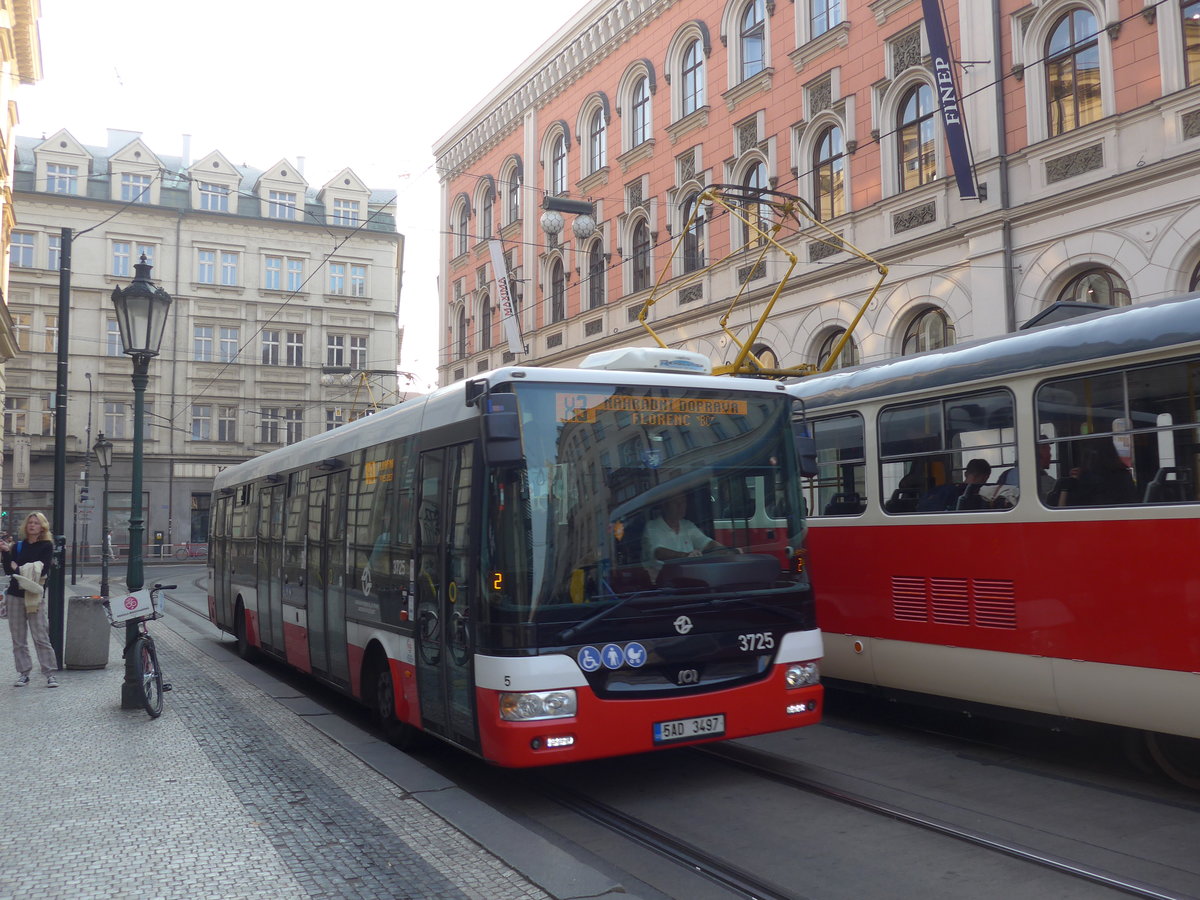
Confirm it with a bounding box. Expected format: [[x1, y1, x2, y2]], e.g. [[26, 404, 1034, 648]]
[[306, 471, 350, 684], [256, 484, 286, 652], [213, 494, 233, 629], [414, 444, 478, 751]]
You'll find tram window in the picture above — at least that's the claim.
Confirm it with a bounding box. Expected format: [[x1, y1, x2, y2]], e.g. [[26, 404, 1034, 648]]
[[807, 413, 866, 517], [1037, 358, 1200, 506], [879, 391, 1014, 513]]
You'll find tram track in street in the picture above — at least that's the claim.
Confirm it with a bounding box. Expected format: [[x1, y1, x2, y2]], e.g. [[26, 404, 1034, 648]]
[[530, 776, 799, 900], [695, 742, 1192, 900]]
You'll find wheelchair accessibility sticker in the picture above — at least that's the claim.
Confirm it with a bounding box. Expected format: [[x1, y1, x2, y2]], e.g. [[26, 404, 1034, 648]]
[[576, 641, 648, 672]]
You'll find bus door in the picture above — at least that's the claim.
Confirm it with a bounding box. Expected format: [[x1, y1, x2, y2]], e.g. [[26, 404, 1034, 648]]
[[306, 471, 351, 684], [213, 493, 233, 629], [256, 485, 286, 651], [414, 444, 479, 751]]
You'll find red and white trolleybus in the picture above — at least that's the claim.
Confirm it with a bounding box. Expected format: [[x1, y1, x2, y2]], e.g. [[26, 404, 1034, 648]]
[[788, 294, 1200, 785], [209, 348, 823, 766]]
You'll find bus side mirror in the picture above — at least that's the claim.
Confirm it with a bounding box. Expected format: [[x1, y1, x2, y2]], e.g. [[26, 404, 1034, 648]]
[[794, 428, 818, 479], [482, 395, 523, 466]]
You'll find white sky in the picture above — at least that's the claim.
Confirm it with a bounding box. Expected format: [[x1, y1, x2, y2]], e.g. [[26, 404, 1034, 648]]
[[15, 0, 581, 389]]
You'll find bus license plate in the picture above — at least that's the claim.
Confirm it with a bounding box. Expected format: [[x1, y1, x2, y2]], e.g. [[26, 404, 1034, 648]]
[[653, 714, 725, 744]]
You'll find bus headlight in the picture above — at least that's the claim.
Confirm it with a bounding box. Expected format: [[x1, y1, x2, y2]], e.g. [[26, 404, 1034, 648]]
[[785, 662, 819, 687], [499, 689, 578, 721]]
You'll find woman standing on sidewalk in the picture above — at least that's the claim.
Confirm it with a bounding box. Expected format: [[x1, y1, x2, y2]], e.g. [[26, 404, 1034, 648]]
[[1, 512, 57, 687]]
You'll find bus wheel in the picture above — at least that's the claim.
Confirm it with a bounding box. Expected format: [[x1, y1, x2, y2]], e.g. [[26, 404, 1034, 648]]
[[234, 602, 259, 662], [372, 659, 417, 750], [1145, 732, 1200, 789]]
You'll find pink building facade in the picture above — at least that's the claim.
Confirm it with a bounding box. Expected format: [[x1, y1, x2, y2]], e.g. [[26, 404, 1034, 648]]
[[435, 0, 1200, 383]]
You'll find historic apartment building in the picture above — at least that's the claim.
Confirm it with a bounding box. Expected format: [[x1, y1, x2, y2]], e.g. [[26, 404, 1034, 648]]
[[435, 0, 1200, 383], [5, 129, 404, 553], [0, 0, 42, 486]]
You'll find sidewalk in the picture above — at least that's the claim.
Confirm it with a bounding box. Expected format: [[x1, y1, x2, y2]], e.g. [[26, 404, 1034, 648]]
[[0, 579, 635, 900]]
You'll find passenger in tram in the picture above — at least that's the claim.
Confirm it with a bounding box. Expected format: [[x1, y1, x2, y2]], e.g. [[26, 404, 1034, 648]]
[[1049, 439, 1137, 506], [916, 458, 992, 511], [996, 441, 1056, 502], [643, 493, 733, 580]]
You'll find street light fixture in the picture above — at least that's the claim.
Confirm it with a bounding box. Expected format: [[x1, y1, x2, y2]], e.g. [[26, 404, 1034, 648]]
[[93, 433, 113, 600], [110, 255, 171, 710]]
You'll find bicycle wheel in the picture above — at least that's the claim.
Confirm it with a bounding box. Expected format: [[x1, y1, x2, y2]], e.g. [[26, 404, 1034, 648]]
[[134, 634, 165, 718]]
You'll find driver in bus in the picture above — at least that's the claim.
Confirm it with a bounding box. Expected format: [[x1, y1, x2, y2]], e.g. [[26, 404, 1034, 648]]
[[643, 493, 734, 580]]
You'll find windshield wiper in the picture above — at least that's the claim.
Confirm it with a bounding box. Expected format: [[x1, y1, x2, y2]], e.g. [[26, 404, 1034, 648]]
[[556, 586, 658, 643]]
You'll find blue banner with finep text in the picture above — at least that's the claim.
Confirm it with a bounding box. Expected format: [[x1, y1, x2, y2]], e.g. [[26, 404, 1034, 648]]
[[921, 0, 978, 200]]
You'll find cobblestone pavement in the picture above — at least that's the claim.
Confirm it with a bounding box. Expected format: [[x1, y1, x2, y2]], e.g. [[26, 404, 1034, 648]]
[[0, 607, 554, 900]]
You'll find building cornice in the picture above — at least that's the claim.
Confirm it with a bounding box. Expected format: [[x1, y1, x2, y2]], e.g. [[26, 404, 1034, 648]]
[[435, 0, 679, 180], [10, 0, 42, 84]]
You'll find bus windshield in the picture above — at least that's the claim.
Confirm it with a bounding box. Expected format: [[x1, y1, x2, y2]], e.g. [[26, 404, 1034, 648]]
[[484, 382, 805, 629]]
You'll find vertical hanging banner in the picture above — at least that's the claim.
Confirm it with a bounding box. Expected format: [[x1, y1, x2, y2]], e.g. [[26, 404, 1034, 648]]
[[921, 0, 978, 200], [487, 238, 525, 355]]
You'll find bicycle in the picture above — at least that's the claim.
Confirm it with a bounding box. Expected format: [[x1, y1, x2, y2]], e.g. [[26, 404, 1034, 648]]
[[103, 583, 176, 718]]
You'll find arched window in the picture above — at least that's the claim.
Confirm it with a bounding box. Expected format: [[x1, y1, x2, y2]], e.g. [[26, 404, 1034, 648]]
[[455, 204, 469, 257], [1187, 0, 1200, 86], [740, 0, 766, 81], [588, 241, 606, 309], [813, 125, 845, 221], [507, 167, 521, 223], [551, 133, 567, 196], [1057, 267, 1130, 306], [1191, 260, 1200, 292], [456, 307, 467, 359], [480, 187, 494, 241], [817, 329, 860, 369], [588, 108, 607, 173], [480, 294, 492, 351], [1046, 8, 1101, 137], [898, 84, 937, 191], [681, 39, 705, 116], [681, 191, 706, 273], [550, 258, 566, 322], [902, 308, 955, 355], [632, 220, 652, 292], [753, 344, 778, 370], [741, 161, 767, 247], [631, 76, 651, 146]]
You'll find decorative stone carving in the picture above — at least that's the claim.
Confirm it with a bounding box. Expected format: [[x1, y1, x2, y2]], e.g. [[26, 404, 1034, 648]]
[[737, 118, 759, 155], [1045, 144, 1103, 183], [892, 29, 922, 72], [809, 235, 844, 261], [679, 284, 704, 304], [893, 201, 936, 233]]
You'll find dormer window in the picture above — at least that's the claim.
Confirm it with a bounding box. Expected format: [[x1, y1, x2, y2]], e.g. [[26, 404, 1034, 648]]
[[121, 173, 152, 204], [268, 190, 299, 220], [199, 182, 230, 212], [332, 199, 360, 226], [46, 164, 78, 194]]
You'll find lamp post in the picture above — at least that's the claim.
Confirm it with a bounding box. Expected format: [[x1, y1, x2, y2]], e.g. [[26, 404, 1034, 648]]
[[93, 433, 112, 599], [110, 255, 171, 709]]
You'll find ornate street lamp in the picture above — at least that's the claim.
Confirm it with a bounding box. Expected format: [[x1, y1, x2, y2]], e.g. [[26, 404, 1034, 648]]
[[93, 432, 113, 600], [110, 255, 171, 709]]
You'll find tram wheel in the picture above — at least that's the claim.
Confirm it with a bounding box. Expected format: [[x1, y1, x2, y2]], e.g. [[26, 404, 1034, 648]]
[[372, 659, 418, 751], [1144, 732, 1200, 789]]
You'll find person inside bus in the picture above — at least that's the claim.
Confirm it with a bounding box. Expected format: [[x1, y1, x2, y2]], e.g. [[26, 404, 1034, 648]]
[[643, 492, 734, 580], [1048, 439, 1136, 506], [916, 458, 992, 512]]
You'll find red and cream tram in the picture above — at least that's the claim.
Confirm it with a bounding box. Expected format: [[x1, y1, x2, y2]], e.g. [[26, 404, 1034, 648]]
[[789, 294, 1200, 785], [209, 348, 823, 767]]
